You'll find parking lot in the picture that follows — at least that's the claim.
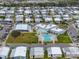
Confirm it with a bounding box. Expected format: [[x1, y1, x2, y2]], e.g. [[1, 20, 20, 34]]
[[68, 24, 79, 43]]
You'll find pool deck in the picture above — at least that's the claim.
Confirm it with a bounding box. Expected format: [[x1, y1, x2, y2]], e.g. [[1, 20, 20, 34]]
[[38, 34, 57, 44]]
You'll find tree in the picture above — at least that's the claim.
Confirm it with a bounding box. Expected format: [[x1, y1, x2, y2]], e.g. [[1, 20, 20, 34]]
[[11, 30, 21, 40]]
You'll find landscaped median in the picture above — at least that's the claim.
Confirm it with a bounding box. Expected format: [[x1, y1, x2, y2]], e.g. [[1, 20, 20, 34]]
[[6, 32, 38, 44]]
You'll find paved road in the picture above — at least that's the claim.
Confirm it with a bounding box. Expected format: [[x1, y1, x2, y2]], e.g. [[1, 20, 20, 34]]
[[6, 43, 75, 48]]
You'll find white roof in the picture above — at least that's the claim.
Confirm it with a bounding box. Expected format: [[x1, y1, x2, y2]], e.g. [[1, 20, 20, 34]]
[[51, 28, 65, 32], [18, 9, 23, 12], [74, 10, 79, 14], [54, 15, 61, 18], [49, 47, 62, 54], [63, 18, 70, 20], [50, 9, 54, 12], [16, 18, 23, 21], [16, 15, 23, 21], [34, 47, 44, 55], [63, 15, 69, 18], [25, 18, 32, 22], [45, 18, 52, 21], [6, 10, 14, 14], [11, 46, 27, 57], [45, 24, 57, 30], [0, 47, 10, 57], [35, 18, 42, 22], [76, 20, 79, 23], [63, 47, 79, 55], [35, 15, 41, 18], [25, 7, 30, 9], [16, 15, 23, 17], [63, 15, 70, 20], [30, 47, 44, 56], [27, 0, 49, 3], [41, 9, 47, 12], [54, 18, 62, 21], [4, 18, 12, 21], [51, 47, 62, 54], [72, 6, 76, 8], [36, 24, 46, 29], [25, 10, 31, 14], [41, 12, 47, 14], [0, 10, 5, 14], [14, 24, 30, 31]]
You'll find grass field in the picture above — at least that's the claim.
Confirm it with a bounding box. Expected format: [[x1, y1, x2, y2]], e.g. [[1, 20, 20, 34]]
[[6, 32, 38, 44], [57, 32, 72, 43]]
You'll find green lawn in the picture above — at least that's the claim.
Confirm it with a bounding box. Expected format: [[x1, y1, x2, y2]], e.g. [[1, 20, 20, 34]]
[[57, 32, 72, 43], [6, 32, 38, 44]]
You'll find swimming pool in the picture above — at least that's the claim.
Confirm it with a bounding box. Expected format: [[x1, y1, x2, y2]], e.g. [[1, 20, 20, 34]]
[[43, 34, 52, 42]]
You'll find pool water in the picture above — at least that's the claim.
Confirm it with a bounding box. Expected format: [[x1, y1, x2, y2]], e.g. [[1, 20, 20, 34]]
[[43, 34, 52, 42]]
